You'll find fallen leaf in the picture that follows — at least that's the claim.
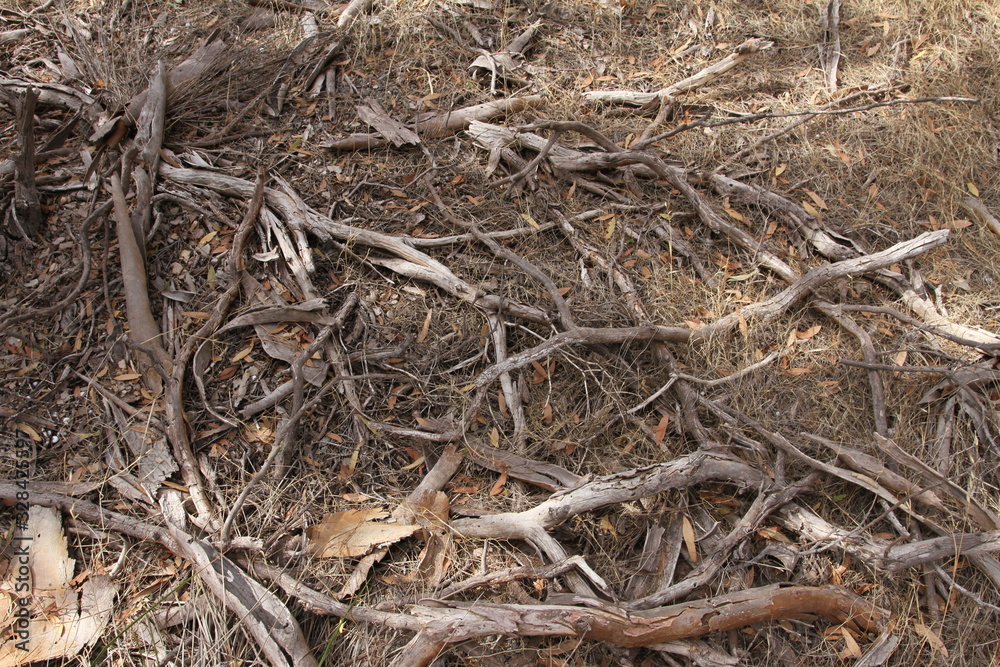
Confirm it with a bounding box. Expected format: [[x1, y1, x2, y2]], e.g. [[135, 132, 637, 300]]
[[803, 189, 828, 210], [682, 515, 698, 563], [231, 343, 254, 363], [654, 413, 670, 447], [796, 324, 822, 340], [835, 630, 863, 659], [913, 619, 948, 657], [416, 308, 433, 344], [489, 468, 508, 496], [520, 213, 540, 230], [941, 218, 973, 230], [15, 423, 41, 442], [308, 509, 420, 558]]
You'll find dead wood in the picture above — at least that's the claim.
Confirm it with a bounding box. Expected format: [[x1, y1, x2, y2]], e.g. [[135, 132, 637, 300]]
[[92, 33, 228, 145], [321, 95, 544, 151], [356, 98, 421, 147], [261, 563, 883, 666], [450, 449, 766, 541], [628, 473, 819, 609], [128, 61, 167, 256], [779, 503, 1000, 572], [11, 87, 42, 240], [582, 38, 773, 107], [338, 0, 375, 29], [818, 0, 842, 93], [6, 4, 1000, 664]]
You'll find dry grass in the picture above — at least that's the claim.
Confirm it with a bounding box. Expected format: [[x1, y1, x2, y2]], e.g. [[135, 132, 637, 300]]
[[2, 0, 999, 664]]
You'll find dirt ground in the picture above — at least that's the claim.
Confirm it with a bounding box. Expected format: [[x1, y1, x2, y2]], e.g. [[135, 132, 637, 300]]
[[2, 0, 999, 665]]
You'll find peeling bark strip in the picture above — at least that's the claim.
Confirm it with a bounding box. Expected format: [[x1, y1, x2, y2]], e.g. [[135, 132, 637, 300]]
[[12, 87, 42, 240]]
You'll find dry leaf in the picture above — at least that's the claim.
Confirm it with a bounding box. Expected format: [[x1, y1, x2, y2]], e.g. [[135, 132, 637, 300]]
[[307, 509, 420, 558], [489, 468, 508, 496], [681, 514, 698, 563], [803, 189, 828, 210], [941, 218, 973, 230], [416, 308, 433, 344], [786, 367, 812, 376], [913, 619, 948, 657], [796, 324, 822, 340], [654, 413, 670, 447], [520, 213, 540, 230], [336, 549, 388, 599], [15, 423, 40, 442]]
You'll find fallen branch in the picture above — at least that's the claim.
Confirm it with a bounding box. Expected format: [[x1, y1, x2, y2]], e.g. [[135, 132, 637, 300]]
[[321, 95, 544, 151], [582, 38, 773, 107], [261, 564, 883, 667], [450, 449, 767, 541], [11, 88, 42, 240]]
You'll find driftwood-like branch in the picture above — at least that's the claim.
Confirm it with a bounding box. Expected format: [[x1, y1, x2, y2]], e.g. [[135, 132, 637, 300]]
[[260, 563, 882, 667], [92, 33, 227, 145], [713, 174, 1000, 347], [582, 38, 773, 106], [108, 174, 170, 370], [451, 449, 767, 541], [321, 95, 544, 151], [629, 474, 819, 609], [466, 229, 949, 399], [130, 61, 167, 258], [779, 503, 1000, 571], [159, 164, 550, 323], [337, 0, 375, 29]]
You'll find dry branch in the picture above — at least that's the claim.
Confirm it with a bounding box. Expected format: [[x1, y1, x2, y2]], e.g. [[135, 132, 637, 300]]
[[158, 163, 551, 322], [819, 0, 842, 93], [321, 95, 544, 151], [11, 88, 42, 240], [262, 565, 883, 666], [582, 38, 773, 106], [451, 449, 766, 541]]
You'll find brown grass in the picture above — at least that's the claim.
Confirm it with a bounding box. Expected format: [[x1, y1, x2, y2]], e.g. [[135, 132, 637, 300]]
[[2, 0, 999, 664]]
